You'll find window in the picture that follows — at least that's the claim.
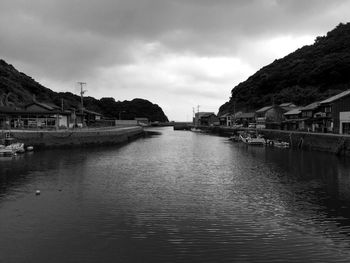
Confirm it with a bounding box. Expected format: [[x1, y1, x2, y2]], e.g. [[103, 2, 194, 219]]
[[343, 123, 350, 134]]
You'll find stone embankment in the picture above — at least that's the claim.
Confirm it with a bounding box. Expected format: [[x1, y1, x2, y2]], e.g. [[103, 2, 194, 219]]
[[6, 126, 144, 149], [193, 126, 350, 156]]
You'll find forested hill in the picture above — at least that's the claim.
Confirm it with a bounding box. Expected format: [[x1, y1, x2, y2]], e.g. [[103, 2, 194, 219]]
[[219, 22, 350, 114], [0, 59, 169, 122]]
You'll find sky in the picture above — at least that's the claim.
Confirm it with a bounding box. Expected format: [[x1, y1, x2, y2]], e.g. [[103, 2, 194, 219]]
[[1, 0, 350, 121]]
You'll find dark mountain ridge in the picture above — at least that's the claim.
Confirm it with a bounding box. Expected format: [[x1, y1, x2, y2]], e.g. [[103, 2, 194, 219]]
[[0, 59, 168, 122], [219, 22, 350, 114]]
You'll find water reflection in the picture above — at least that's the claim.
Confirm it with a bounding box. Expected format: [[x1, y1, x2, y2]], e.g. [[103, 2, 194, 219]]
[[1, 127, 350, 263]]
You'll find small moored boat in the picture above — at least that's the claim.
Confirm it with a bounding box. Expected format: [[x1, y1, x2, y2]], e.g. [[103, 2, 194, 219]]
[[239, 133, 265, 145]]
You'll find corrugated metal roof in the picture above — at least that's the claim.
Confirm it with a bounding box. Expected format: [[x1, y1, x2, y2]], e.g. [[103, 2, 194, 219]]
[[256, 106, 272, 113], [280, 102, 296, 107], [284, 108, 301, 115], [300, 101, 320, 111], [320, 90, 350, 104], [219, 113, 231, 118]]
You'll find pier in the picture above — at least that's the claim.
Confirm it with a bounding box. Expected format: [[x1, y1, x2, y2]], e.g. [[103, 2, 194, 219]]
[[4, 126, 144, 149]]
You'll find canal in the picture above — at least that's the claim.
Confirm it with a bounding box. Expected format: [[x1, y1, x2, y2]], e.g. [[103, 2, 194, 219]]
[[1, 127, 350, 262]]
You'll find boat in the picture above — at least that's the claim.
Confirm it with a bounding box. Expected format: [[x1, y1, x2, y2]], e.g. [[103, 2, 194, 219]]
[[239, 133, 266, 145], [0, 145, 16, 156], [267, 139, 290, 148], [191, 127, 202, 132], [1, 133, 25, 154], [5, 142, 25, 153]]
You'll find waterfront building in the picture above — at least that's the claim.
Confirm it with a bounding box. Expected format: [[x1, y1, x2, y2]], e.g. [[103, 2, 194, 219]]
[[235, 112, 256, 127], [193, 112, 215, 126], [283, 108, 302, 130], [318, 90, 350, 134], [0, 102, 71, 129], [0, 101, 103, 129], [198, 113, 219, 126], [255, 105, 286, 129], [219, 113, 232, 126], [299, 101, 322, 132]]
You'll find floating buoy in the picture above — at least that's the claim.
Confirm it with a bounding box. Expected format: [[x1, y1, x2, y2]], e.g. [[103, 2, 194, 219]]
[[26, 146, 34, 151], [35, 190, 41, 195]]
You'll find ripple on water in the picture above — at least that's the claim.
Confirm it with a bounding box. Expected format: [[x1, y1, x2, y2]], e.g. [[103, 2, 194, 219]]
[[1, 128, 350, 262]]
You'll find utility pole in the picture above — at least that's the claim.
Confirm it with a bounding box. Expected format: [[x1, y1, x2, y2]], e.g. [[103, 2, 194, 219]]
[[192, 107, 195, 124], [77, 82, 87, 116], [197, 105, 200, 126]]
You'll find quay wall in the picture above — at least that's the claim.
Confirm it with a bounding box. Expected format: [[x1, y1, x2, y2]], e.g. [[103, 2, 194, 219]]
[[198, 126, 350, 156], [7, 126, 144, 149]]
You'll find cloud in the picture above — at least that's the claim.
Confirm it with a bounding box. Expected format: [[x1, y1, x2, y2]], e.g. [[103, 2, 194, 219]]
[[1, 0, 350, 120]]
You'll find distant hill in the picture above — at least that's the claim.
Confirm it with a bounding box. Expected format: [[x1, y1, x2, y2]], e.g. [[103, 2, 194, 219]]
[[219, 22, 350, 114], [0, 59, 168, 122]]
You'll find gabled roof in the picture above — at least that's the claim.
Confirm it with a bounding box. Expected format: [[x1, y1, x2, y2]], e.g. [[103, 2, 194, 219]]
[[44, 102, 61, 109], [83, 109, 102, 116], [320, 90, 350, 104], [300, 101, 320, 111], [200, 113, 216, 118], [256, 106, 272, 113], [219, 113, 231, 118], [25, 101, 57, 111], [284, 108, 302, 116], [280, 102, 296, 108], [196, 112, 215, 118]]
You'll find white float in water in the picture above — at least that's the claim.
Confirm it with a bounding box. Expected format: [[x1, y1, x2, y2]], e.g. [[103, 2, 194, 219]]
[[26, 146, 34, 151], [35, 190, 40, 195]]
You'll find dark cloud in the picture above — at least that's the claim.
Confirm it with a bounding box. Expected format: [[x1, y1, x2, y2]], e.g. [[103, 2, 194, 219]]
[[0, 0, 349, 120]]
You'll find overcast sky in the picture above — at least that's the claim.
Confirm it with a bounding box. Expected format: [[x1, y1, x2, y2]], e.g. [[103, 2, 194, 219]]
[[1, 0, 349, 121]]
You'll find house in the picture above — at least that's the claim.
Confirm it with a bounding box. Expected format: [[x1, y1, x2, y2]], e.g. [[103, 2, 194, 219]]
[[83, 109, 102, 125], [0, 100, 104, 129], [193, 112, 215, 126], [219, 113, 233, 126], [235, 112, 256, 127], [199, 113, 219, 126], [283, 108, 302, 131], [318, 90, 350, 134], [299, 101, 321, 132], [0, 101, 71, 129], [256, 105, 286, 129]]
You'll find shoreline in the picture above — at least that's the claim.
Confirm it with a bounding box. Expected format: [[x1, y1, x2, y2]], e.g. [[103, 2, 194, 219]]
[[182, 125, 350, 156], [4, 126, 144, 149]]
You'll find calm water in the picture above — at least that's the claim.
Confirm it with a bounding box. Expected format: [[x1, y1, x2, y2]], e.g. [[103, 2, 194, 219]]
[[1, 127, 350, 262]]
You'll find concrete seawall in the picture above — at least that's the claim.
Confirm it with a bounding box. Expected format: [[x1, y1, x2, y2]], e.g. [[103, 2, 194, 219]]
[[196, 126, 350, 156], [260, 129, 350, 155], [6, 126, 144, 149]]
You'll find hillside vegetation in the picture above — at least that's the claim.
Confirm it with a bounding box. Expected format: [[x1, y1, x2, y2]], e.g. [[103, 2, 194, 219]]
[[0, 59, 168, 122], [219, 22, 350, 114]]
